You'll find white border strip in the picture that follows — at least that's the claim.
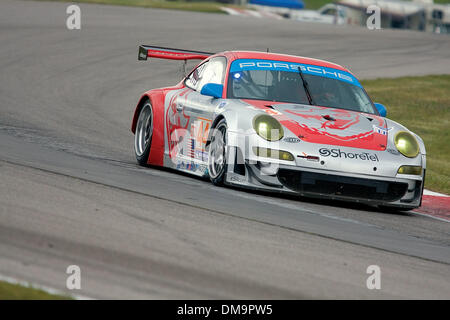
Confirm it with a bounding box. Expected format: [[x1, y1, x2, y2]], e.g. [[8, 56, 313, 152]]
[[0, 274, 93, 300], [411, 211, 450, 223], [220, 7, 241, 16], [423, 189, 449, 197], [220, 7, 282, 19]]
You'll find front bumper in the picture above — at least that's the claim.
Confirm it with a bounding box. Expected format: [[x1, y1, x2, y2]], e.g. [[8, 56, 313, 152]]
[[225, 147, 423, 208]]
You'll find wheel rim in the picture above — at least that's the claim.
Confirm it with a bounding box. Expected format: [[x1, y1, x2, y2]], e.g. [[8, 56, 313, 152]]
[[208, 123, 227, 179], [135, 103, 153, 157]]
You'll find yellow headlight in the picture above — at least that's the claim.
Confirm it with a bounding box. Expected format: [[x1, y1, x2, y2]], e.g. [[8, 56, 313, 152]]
[[253, 147, 294, 161], [394, 131, 420, 158], [253, 114, 284, 141], [397, 165, 422, 175]]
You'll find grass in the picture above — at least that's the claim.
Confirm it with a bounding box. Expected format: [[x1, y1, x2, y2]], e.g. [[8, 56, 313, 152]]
[[35, 0, 230, 13], [361, 75, 450, 195], [0, 280, 72, 300], [303, 0, 333, 10], [305, 0, 450, 10], [33, 0, 450, 13], [434, 0, 450, 4]]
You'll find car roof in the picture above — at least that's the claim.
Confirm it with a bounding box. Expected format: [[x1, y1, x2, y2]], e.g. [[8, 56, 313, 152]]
[[216, 51, 350, 73]]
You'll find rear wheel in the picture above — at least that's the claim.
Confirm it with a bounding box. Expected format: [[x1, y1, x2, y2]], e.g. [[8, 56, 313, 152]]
[[208, 119, 228, 186], [134, 101, 153, 166]]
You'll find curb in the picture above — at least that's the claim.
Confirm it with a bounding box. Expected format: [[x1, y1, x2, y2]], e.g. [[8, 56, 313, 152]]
[[221, 7, 282, 19], [414, 190, 450, 222]]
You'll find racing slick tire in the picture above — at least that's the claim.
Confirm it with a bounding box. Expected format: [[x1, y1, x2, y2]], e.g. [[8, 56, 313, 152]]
[[134, 100, 153, 166], [207, 119, 228, 186]]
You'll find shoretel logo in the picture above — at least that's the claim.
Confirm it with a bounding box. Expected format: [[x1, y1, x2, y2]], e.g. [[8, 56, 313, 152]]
[[319, 148, 379, 162]]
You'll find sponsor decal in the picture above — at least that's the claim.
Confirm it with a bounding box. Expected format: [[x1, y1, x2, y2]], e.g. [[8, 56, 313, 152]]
[[166, 89, 192, 160], [190, 118, 211, 147], [188, 63, 206, 87], [176, 161, 208, 174], [229, 173, 246, 183], [194, 150, 208, 161], [189, 137, 196, 158], [298, 152, 320, 162], [218, 101, 227, 109], [176, 161, 197, 171], [387, 148, 400, 155], [373, 125, 392, 136], [230, 59, 361, 87], [319, 148, 379, 161], [186, 117, 212, 160], [199, 164, 208, 174], [284, 137, 302, 143]]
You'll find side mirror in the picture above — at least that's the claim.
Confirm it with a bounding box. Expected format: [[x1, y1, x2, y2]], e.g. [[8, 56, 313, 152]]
[[200, 83, 223, 99], [374, 103, 387, 117]]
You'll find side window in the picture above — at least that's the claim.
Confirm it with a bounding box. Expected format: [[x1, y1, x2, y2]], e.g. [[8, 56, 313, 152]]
[[185, 57, 226, 92], [185, 62, 208, 91]]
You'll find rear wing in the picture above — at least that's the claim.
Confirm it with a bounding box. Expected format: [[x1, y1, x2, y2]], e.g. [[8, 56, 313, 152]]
[[138, 45, 214, 61]]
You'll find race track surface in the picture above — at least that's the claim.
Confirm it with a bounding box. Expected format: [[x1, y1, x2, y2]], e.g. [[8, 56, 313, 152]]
[[0, 0, 449, 298]]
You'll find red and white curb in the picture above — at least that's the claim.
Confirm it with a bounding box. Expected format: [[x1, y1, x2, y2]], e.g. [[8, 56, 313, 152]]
[[414, 190, 450, 222], [221, 7, 283, 19]]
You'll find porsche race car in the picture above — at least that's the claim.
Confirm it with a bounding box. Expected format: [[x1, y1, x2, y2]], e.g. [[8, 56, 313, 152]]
[[132, 45, 426, 210]]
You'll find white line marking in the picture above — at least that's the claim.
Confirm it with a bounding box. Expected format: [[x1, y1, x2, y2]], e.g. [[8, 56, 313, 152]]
[[411, 211, 450, 223]]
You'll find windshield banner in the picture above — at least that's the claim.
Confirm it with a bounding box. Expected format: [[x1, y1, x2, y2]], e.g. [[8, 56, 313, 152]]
[[230, 59, 361, 87]]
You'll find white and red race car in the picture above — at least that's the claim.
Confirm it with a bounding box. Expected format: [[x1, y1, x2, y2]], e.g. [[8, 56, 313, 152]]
[[132, 45, 426, 210]]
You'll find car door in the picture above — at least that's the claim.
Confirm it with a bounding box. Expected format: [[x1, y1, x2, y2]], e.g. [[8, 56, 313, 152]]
[[180, 56, 227, 164]]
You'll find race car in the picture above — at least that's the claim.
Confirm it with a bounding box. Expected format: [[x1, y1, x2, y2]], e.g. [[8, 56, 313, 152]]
[[132, 45, 426, 210]]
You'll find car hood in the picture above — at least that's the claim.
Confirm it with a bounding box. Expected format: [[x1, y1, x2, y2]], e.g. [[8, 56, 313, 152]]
[[242, 100, 388, 151]]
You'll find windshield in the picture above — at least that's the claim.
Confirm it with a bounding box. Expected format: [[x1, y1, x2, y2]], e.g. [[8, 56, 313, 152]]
[[227, 59, 376, 114]]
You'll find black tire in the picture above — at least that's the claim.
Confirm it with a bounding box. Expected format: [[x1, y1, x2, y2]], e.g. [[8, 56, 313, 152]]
[[207, 119, 228, 186], [134, 100, 153, 166]]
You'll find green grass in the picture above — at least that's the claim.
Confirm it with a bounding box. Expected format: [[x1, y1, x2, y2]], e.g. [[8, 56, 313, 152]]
[[34, 0, 450, 13], [303, 0, 333, 10], [304, 0, 450, 10], [0, 280, 72, 300], [35, 0, 231, 13], [361, 75, 450, 195]]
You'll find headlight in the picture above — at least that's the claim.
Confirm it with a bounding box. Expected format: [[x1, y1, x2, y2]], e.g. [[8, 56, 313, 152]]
[[253, 114, 284, 141], [397, 165, 422, 175], [253, 147, 294, 161], [394, 131, 420, 158]]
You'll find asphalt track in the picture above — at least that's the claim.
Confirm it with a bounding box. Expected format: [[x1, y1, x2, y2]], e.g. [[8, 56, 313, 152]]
[[0, 0, 449, 299]]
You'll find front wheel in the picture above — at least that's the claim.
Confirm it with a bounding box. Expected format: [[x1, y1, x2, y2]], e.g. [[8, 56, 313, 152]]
[[134, 101, 153, 166], [208, 119, 228, 186]]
